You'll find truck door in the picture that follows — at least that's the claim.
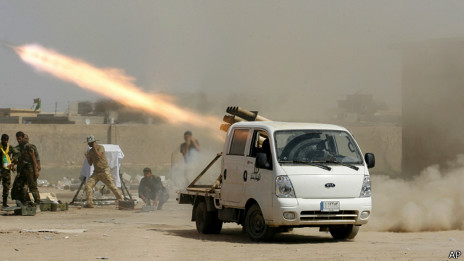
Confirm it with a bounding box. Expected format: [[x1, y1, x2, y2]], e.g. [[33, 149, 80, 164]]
[[221, 128, 250, 206], [243, 129, 274, 217]]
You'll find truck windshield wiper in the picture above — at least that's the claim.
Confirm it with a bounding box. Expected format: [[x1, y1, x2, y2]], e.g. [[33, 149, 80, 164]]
[[280, 160, 331, 171], [313, 160, 359, 171]]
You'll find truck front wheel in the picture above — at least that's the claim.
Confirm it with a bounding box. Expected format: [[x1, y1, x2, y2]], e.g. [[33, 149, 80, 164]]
[[195, 201, 223, 234], [245, 204, 275, 241], [329, 225, 359, 240]]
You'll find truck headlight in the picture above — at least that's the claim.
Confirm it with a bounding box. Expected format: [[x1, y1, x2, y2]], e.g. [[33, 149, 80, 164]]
[[360, 175, 371, 197], [276, 175, 296, 198]]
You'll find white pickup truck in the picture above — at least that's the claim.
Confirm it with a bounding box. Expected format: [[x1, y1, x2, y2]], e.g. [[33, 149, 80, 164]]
[[177, 121, 375, 241]]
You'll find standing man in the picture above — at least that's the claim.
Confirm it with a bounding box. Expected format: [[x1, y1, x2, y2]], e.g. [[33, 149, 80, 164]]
[[12, 131, 40, 205], [0, 134, 18, 207], [24, 134, 40, 172], [179, 131, 200, 185], [138, 167, 169, 210], [84, 135, 123, 208], [180, 131, 200, 163]]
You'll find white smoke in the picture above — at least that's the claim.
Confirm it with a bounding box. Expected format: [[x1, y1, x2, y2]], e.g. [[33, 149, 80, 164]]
[[169, 147, 222, 191], [367, 154, 464, 232]]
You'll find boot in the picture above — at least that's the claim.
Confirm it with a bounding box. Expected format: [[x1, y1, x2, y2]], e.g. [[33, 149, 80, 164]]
[[2, 197, 8, 208]]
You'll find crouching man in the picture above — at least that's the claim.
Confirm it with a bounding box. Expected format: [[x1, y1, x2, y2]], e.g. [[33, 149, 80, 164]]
[[139, 167, 169, 210]]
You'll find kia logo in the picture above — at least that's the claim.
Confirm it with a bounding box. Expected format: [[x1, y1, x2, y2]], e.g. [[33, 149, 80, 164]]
[[325, 183, 336, 188]]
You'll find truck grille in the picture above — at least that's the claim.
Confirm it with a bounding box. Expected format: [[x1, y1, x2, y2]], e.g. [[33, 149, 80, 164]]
[[300, 210, 358, 221]]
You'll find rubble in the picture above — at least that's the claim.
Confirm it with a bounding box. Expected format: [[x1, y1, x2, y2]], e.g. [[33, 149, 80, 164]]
[[56, 177, 72, 190], [37, 179, 50, 187]]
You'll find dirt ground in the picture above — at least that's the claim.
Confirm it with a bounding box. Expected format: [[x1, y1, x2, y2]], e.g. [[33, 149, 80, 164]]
[[0, 188, 461, 261]]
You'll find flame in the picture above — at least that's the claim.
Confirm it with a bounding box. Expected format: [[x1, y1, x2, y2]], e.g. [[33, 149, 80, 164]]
[[13, 44, 223, 135]]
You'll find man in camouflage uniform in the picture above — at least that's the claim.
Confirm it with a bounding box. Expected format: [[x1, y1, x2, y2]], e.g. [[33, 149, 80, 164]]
[[24, 134, 40, 172], [84, 135, 123, 208], [0, 134, 18, 207], [11, 131, 40, 205]]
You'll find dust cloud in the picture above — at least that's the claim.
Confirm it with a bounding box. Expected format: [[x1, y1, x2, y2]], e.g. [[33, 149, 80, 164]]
[[169, 148, 223, 191], [368, 154, 464, 232]]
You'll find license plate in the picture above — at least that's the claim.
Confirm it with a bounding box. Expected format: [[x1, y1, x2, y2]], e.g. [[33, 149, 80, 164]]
[[320, 201, 340, 212]]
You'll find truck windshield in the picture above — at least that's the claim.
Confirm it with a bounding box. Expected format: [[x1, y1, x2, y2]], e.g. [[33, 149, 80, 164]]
[[275, 130, 363, 165]]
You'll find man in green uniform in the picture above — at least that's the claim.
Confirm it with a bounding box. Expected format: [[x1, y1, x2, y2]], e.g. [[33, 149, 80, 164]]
[[0, 134, 18, 207], [84, 135, 123, 208], [24, 134, 40, 172], [12, 131, 40, 205]]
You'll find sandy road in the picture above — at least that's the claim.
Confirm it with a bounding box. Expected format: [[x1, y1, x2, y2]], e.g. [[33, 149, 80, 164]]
[[0, 190, 461, 261]]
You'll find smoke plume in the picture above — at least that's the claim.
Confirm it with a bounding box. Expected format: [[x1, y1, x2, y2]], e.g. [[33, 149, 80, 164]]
[[368, 154, 464, 232]]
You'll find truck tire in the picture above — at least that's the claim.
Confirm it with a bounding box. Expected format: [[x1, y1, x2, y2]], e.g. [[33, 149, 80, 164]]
[[195, 201, 223, 234], [329, 225, 359, 240], [245, 204, 275, 241]]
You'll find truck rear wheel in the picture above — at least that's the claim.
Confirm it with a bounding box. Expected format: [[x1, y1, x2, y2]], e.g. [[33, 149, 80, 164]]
[[195, 201, 223, 234], [245, 204, 275, 241], [329, 225, 359, 240]]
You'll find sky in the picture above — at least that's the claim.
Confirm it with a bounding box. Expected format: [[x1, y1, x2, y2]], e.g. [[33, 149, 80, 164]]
[[1, 1, 464, 119]]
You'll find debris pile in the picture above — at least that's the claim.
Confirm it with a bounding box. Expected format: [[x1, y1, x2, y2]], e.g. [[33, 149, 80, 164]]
[[37, 179, 50, 187]]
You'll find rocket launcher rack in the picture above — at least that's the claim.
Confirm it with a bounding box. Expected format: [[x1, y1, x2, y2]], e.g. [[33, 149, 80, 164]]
[[220, 106, 270, 132]]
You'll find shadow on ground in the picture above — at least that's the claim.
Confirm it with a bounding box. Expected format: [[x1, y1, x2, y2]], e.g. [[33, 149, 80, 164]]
[[152, 227, 348, 244]]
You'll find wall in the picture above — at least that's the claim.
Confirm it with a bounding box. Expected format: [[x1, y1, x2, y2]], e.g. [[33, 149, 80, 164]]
[[1, 123, 223, 182]]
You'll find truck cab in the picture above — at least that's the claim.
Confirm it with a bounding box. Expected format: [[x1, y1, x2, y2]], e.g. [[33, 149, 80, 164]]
[[178, 121, 375, 241]]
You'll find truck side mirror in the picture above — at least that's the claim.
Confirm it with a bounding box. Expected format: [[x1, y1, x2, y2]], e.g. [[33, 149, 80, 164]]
[[256, 152, 272, 170], [365, 153, 375, 169]]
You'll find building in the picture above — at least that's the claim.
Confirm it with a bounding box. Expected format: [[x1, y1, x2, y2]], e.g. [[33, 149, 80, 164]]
[[0, 108, 40, 124]]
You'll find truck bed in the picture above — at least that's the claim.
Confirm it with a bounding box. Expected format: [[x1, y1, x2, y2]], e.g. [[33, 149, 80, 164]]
[[177, 187, 221, 205], [177, 153, 223, 205]]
